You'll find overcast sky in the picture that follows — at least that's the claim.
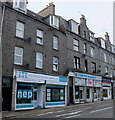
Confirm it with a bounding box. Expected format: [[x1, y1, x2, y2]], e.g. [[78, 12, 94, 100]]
[[27, 0, 113, 44]]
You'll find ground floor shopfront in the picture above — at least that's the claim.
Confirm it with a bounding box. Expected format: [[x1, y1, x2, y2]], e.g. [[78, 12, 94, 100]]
[[68, 72, 102, 104], [12, 69, 68, 111], [102, 77, 112, 100]]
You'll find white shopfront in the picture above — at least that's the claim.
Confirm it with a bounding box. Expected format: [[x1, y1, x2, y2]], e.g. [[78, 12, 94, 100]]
[[73, 72, 102, 103], [103, 82, 111, 100], [13, 69, 68, 110]]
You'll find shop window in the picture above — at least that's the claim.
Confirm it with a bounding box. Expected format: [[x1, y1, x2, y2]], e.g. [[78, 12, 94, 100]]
[[46, 87, 65, 102], [94, 88, 100, 99], [103, 89, 108, 97], [14, 46, 23, 65], [16, 21, 24, 38], [75, 87, 79, 99], [17, 83, 33, 104], [36, 29, 43, 45], [75, 86, 84, 99]]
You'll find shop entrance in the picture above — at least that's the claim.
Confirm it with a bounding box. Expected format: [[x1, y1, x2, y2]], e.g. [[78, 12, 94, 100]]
[[86, 87, 92, 102], [33, 86, 38, 108], [2, 77, 12, 111], [69, 87, 73, 103], [103, 87, 111, 99], [75, 86, 85, 103]]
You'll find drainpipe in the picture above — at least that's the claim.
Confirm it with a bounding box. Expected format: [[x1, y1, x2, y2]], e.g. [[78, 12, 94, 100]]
[[0, 3, 5, 119]]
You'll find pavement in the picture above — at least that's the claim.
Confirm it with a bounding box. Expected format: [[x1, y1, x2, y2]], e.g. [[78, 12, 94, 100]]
[[2, 99, 113, 119]]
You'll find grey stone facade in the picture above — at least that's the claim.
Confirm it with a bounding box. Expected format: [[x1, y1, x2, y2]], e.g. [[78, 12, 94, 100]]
[[0, 1, 115, 111]]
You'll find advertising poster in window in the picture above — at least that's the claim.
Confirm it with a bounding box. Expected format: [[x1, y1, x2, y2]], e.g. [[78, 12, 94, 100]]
[[86, 79, 93, 86], [94, 80, 101, 87], [74, 78, 86, 86]]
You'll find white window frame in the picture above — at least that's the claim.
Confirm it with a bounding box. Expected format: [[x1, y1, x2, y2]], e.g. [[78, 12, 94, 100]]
[[14, 46, 23, 65], [83, 43, 87, 54], [36, 29, 43, 45], [101, 39, 106, 49], [90, 32, 95, 42], [104, 53, 107, 62], [73, 39, 79, 51], [105, 66, 108, 74], [36, 52, 43, 69], [13, 0, 27, 13], [16, 21, 24, 38], [74, 57, 80, 69], [53, 57, 58, 71], [53, 36, 59, 50], [91, 62, 96, 73], [49, 15, 59, 29], [112, 57, 115, 65], [90, 46, 95, 58], [71, 20, 78, 34]]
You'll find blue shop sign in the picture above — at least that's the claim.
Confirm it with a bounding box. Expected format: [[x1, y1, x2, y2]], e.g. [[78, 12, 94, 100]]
[[59, 77, 68, 82], [102, 78, 111, 82], [76, 73, 96, 79]]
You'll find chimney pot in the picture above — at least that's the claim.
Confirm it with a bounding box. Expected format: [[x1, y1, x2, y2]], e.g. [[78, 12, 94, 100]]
[[80, 14, 85, 19]]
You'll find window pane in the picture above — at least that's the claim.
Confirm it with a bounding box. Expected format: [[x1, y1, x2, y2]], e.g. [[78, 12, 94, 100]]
[[15, 47, 23, 55], [52, 89, 59, 101], [53, 36, 58, 50], [16, 21, 24, 38], [14, 47, 23, 65], [14, 56, 22, 64], [37, 29, 43, 38], [47, 96, 51, 101], [53, 57, 58, 64], [60, 96, 64, 100], [47, 89, 51, 93], [36, 52, 42, 60], [37, 38, 43, 44], [36, 61, 42, 68]]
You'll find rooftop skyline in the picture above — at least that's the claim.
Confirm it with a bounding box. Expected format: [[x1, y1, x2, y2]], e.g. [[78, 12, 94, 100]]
[[27, 0, 113, 44]]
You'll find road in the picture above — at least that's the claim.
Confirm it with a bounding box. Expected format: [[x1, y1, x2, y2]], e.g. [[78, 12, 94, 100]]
[[4, 100, 113, 119]]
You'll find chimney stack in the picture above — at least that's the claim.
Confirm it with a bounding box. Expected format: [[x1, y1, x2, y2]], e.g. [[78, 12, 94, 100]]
[[80, 14, 86, 25], [38, 2, 55, 17]]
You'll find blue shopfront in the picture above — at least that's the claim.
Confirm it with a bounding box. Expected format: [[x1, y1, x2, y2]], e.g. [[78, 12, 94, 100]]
[[13, 69, 68, 110]]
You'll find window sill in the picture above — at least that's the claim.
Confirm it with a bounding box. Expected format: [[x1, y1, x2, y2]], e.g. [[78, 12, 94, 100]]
[[53, 48, 59, 52], [15, 36, 24, 41], [35, 43, 44, 46]]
